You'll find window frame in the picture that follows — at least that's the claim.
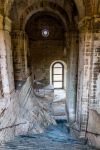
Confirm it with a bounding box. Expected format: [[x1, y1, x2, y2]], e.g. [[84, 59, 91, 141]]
[[52, 62, 64, 89]]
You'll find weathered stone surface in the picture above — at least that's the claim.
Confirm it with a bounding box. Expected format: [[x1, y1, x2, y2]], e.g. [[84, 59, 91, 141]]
[[87, 133, 100, 149], [0, 77, 55, 142], [0, 15, 14, 97], [87, 109, 100, 135], [87, 109, 100, 148]]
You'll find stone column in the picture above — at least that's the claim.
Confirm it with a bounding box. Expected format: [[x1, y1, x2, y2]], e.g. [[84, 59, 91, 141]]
[[77, 17, 93, 137], [12, 30, 28, 82], [65, 31, 79, 122], [0, 14, 14, 97], [89, 16, 100, 113]]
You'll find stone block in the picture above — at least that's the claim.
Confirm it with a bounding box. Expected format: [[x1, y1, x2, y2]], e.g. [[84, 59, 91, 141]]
[[87, 109, 100, 135]]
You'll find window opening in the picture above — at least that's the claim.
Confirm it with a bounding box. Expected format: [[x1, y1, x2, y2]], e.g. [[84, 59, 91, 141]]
[[52, 62, 64, 89]]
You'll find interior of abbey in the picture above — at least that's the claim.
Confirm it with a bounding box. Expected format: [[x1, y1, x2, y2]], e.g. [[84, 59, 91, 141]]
[[0, 0, 100, 149]]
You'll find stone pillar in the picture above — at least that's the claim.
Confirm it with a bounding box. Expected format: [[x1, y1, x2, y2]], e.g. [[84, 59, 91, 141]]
[[66, 31, 79, 122], [89, 16, 100, 113], [0, 14, 14, 97], [77, 17, 93, 137], [12, 30, 28, 82]]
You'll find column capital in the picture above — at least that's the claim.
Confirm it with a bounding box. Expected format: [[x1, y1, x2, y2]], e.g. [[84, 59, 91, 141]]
[[78, 16, 92, 32], [78, 15, 100, 32], [11, 30, 27, 39], [4, 16, 12, 32], [0, 14, 12, 32]]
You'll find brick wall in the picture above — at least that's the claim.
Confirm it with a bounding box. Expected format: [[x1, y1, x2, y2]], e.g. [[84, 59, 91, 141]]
[[29, 40, 66, 84], [89, 32, 100, 113]]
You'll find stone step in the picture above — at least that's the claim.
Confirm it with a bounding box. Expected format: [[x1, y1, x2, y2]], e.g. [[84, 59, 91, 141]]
[[53, 99, 66, 104], [53, 115, 67, 120], [53, 103, 66, 111], [53, 110, 66, 115], [53, 111, 66, 116]]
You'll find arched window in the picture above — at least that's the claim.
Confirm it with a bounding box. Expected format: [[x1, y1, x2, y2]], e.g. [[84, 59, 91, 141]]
[[52, 62, 64, 89]]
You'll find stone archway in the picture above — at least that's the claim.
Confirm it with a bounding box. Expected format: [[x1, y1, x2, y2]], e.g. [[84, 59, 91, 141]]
[[11, 0, 79, 125], [19, 1, 69, 31], [12, 1, 70, 83]]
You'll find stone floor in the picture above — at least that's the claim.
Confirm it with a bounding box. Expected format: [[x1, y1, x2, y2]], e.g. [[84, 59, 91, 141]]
[[0, 122, 96, 150]]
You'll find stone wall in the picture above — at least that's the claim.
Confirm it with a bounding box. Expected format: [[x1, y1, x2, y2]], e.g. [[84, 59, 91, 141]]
[[86, 18, 100, 149], [75, 16, 100, 148], [29, 40, 66, 85], [89, 32, 100, 113], [87, 109, 100, 149]]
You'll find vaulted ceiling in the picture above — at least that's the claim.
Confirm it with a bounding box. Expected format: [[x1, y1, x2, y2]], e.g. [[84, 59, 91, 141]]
[[10, 0, 78, 31], [25, 11, 65, 41], [0, 0, 99, 18], [0, 0, 99, 30]]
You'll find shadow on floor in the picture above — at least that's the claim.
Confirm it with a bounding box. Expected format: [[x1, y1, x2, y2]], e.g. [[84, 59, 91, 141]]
[[1, 121, 97, 150]]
